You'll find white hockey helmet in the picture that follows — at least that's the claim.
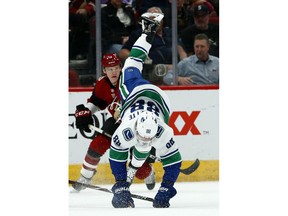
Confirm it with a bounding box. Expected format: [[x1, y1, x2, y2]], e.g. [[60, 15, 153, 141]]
[[135, 111, 158, 145]]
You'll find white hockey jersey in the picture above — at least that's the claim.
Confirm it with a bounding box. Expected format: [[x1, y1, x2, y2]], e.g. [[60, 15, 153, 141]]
[[109, 93, 182, 168]]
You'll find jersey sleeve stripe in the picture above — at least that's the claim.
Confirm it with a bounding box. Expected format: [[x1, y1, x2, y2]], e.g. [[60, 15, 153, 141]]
[[160, 149, 180, 159], [109, 147, 129, 162], [161, 151, 182, 167]]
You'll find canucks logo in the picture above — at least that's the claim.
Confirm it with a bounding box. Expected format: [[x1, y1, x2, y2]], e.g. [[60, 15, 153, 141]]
[[123, 128, 134, 141]]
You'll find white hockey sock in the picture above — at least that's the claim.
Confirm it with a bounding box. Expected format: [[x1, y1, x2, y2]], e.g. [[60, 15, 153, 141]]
[[129, 34, 152, 62]]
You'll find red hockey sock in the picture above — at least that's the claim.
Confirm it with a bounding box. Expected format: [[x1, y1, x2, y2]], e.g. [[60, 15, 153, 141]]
[[135, 162, 152, 179], [89, 134, 111, 156]]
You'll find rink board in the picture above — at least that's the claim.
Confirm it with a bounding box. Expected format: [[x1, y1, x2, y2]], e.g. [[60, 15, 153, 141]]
[[69, 86, 219, 182], [69, 160, 219, 184]]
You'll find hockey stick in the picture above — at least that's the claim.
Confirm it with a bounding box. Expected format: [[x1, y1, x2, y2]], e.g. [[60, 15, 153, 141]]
[[88, 124, 200, 175], [180, 158, 200, 175], [88, 124, 112, 138], [69, 180, 154, 202]]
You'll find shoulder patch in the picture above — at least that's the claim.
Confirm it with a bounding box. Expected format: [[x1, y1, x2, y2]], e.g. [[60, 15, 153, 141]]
[[122, 128, 134, 141]]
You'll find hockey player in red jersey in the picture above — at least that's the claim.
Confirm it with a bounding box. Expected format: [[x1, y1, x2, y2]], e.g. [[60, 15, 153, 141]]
[[72, 53, 156, 191]]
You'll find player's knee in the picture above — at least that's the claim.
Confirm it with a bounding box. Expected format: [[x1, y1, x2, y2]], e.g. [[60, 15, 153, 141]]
[[89, 134, 111, 156]]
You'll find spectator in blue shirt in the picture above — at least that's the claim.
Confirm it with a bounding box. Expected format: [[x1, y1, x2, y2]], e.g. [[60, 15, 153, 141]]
[[179, 2, 219, 57], [163, 33, 219, 85]]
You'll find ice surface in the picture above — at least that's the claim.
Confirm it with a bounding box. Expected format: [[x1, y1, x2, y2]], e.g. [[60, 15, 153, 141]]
[[69, 181, 218, 216]]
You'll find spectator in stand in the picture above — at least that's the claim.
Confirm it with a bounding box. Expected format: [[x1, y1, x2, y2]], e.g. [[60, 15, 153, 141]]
[[203, 0, 219, 16], [101, 0, 137, 55], [134, 0, 169, 17], [187, 0, 219, 24], [188, 0, 218, 18], [87, 15, 96, 74], [179, 1, 219, 57], [69, 0, 96, 60], [162, 0, 193, 35], [163, 33, 219, 85]]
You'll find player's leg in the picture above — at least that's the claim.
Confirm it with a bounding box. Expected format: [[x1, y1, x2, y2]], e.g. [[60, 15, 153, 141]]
[[72, 118, 119, 191], [126, 147, 157, 190], [136, 162, 156, 190], [126, 161, 156, 190], [144, 164, 156, 190], [138, 146, 157, 190], [118, 34, 151, 102], [119, 12, 164, 102], [71, 134, 110, 191], [140, 12, 164, 43]]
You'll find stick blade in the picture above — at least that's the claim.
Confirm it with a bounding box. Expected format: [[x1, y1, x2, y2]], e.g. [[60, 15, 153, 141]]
[[180, 159, 200, 175]]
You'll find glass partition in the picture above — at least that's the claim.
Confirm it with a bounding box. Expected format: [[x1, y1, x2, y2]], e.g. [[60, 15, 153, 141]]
[[69, 0, 219, 87]]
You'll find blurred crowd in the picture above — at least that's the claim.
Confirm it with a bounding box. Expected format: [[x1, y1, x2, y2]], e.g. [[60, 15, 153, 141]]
[[69, 0, 219, 87]]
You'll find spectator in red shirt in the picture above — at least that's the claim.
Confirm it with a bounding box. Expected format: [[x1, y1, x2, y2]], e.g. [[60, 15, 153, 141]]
[[69, 0, 96, 60]]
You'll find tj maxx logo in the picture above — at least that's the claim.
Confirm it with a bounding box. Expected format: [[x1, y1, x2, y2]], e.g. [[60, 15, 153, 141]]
[[169, 111, 201, 135]]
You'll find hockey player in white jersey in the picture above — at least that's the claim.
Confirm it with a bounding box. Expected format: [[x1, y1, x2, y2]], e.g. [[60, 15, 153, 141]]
[[109, 12, 182, 208]]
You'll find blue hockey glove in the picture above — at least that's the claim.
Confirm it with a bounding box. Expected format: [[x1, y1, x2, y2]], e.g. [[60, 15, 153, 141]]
[[111, 181, 135, 208], [153, 182, 177, 208]]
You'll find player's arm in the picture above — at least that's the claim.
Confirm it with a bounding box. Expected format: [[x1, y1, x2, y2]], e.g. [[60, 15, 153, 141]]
[[153, 128, 182, 208], [74, 98, 102, 133], [75, 100, 120, 136], [74, 83, 102, 132], [109, 132, 130, 181], [109, 128, 135, 208], [75, 76, 121, 132]]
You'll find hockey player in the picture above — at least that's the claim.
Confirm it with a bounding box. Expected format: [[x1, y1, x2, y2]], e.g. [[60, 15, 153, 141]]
[[109, 12, 182, 208], [72, 53, 156, 191]]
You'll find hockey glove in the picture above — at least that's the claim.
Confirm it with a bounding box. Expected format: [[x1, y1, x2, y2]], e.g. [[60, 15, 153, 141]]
[[102, 117, 119, 137], [153, 182, 177, 208], [111, 181, 135, 208], [75, 104, 93, 132], [105, 100, 122, 121], [145, 147, 157, 163]]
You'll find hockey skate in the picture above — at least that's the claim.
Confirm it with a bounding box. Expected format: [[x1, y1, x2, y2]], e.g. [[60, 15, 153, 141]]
[[71, 174, 93, 192], [144, 165, 156, 190], [140, 12, 164, 42]]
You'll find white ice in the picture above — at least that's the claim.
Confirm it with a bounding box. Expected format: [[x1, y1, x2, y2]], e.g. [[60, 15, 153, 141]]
[[69, 181, 219, 216]]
